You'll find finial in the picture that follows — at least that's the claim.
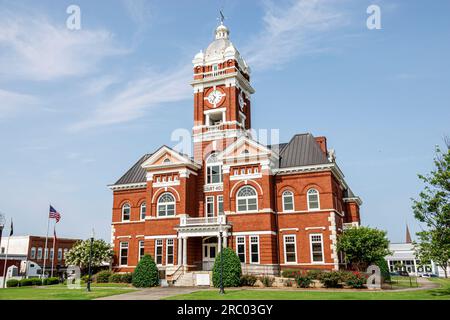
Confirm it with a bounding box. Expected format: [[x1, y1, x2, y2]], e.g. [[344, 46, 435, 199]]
[[219, 9, 226, 25]]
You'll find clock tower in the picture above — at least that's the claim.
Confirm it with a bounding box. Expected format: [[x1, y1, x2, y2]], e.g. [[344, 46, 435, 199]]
[[191, 22, 255, 162]]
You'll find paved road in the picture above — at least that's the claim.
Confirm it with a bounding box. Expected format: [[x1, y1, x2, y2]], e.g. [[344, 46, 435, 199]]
[[96, 287, 204, 300]]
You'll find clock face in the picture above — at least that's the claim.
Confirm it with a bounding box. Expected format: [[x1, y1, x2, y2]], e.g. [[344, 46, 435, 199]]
[[238, 92, 245, 110], [207, 89, 224, 106]]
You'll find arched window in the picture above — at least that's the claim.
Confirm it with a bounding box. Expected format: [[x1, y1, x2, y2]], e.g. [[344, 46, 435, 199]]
[[140, 202, 146, 220], [307, 189, 320, 210], [282, 190, 295, 211], [157, 193, 176, 217], [236, 186, 258, 212], [206, 153, 222, 184], [122, 203, 131, 221], [163, 158, 171, 164]]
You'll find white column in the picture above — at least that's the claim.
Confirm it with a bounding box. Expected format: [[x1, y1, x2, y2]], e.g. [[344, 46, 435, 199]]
[[183, 237, 188, 269], [223, 235, 228, 248], [177, 237, 182, 266]]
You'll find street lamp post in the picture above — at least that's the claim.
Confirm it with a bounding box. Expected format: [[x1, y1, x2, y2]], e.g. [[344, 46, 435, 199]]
[[86, 229, 95, 292], [219, 230, 225, 295]]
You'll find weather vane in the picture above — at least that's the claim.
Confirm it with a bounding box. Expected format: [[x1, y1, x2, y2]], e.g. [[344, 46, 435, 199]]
[[219, 9, 225, 25]]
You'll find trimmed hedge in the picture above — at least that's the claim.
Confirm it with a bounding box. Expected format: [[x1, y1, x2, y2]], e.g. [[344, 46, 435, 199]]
[[42, 277, 59, 285], [19, 278, 34, 286], [6, 279, 19, 287], [95, 271, 112, 283], [212, 248, 242, 288], [317, 271, 343, 288], [240, 274, 257, 287], [132, 254, 159, 288]]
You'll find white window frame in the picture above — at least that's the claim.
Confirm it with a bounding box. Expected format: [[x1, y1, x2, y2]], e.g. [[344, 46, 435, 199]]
[[236, 236, 246, 263], [249, 236, 260, 264], [37, 247, 43, 259], [236, 186, 258, 213], [157, 193, 176, 217], [282, 190, 295, 212], [155, 239, 163, 266], [57, 248, 63, 261], [138, 240, 145, 261], [283, 235, 297, 264], [122, 203, 131, 221], [205, 196, 215, 217], [217, 195, 224, 215], [44, 248, 48, 260], [30, 247, 36, 259], [119, 242, 129, 266], [205, 153, 223, 185], [140, 202, 146, 221], [166, 239, 174, 266], [309, 234, 325, 264], [307, 188, 320, 211]]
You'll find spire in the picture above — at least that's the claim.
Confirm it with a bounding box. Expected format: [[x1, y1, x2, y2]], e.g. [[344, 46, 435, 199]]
[[406, 224, 412, 243], [215, 9, 229, 40]]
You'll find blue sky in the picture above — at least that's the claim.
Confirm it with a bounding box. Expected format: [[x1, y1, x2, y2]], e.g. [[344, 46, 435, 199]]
[[0, 0, 449, 242]]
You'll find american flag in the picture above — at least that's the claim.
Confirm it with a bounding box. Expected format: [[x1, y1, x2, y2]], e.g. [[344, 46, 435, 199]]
[[49, 205, 61, 223]]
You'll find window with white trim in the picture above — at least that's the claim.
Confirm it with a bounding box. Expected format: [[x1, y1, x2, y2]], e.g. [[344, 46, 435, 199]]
[[122, 203, 131, 221], [284, 235, 297, 263], [140, 202, 146, 220], [236, 186, 258, 212], [282, 190, 294, 211], [310, 234, 324, 263], [138, 240, 145, 261], [50, 248, 54, 260], [206, 153, 222, 184], [250, 236, 259, 264], [166, 239, 174, 265], [205, 196, 215, 217], [30, 247, 36, 259], [120, 242, 129, 265], [57, 248, 63, 261], [307, 189, 320, 210], [157, 193, 176, 217], [155, 239, 163, 265], [37, 247, 43, 259], [44, 248, 48, 260], [217, 195, 224, 215], [236, 236, 246, 263]]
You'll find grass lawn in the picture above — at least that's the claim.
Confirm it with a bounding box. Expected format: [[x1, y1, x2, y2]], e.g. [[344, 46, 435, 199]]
[[165, 278, 450, 300], [0, 283, 136, 300]]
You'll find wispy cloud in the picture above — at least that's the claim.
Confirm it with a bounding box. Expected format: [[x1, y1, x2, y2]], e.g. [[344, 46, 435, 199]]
[[82, 75, 119, 96], [244, 0, 347, 71], [69, 66, 192, 131], [0, 10, 127, 81], [0, 89, 38, 119]]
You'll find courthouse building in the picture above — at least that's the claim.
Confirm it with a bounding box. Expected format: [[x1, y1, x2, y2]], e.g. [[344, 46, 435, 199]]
[[109, 22, 362, 279]]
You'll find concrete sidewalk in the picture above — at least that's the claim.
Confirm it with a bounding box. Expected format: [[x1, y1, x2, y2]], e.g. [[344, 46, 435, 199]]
[[96, 287, 205, 300]]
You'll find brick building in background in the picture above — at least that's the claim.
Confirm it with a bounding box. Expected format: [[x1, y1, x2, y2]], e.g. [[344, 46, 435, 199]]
[[109, 22, 362, 280]]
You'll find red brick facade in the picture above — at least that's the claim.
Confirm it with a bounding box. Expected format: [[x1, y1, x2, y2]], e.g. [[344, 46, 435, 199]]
[[110, 23, 361, 276]]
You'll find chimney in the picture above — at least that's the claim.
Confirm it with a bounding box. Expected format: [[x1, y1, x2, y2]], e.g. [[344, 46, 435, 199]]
[[315, 136, 327, 155]]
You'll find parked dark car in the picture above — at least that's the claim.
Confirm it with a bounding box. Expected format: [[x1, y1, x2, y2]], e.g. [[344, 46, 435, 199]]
[[398, 270, 410, 277]]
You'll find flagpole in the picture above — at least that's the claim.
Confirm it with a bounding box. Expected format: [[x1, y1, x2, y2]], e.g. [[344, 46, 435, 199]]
[[42, 207, 51, 279], [51, 225, 56, 277], [2, 221, 11, 288]]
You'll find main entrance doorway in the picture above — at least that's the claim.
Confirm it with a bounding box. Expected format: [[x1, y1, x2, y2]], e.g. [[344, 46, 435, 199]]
[[202, 237, 218, 271]]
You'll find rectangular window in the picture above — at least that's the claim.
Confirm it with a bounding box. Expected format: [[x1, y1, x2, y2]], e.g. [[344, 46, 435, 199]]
[[166, 239, 174, 265], [50, 248, 54, 260], [44, 248, 48, 260], [57, 248, 63, 261], [207, 165, 222, 184], [138, 240, 145, 261], [120, 242, 129, 266], [30, 247, 36, 259], [37, 248, 43, 259], [250, 236, 259, 264], [155, 239, 163, 265], [284, 235, 297, 263], [217, 195, 224, 215], [205, 196, 215, 217], [236, 236, 246, 263], [310, 234, 324, 263]]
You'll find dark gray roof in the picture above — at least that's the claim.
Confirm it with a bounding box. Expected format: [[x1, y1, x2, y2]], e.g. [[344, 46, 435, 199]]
[[114, 154, 151, 185], [112, 133, 329, 186], [278, 133, 329, 168]]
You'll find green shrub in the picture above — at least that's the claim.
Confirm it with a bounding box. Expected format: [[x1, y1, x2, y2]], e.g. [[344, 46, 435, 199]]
[[281, 269, 300, 278], [240, 274, 257, 287], [95, 270, 112, 283], [132, 254, 159, 288], [6, 279, 19, 287], [42, 277, 59, 285], [109, 273, 124, 283], [212, 248, 242, 288], [31, 278, 43, 286], [295, 275, 313, 288], [345, 272, 367, 289], [318, 271, 343, 288], [121, 273, 132, 283], [19, 278, 34, 286], [260, 276, 274, 287], [284, 279, 295, 287], [307, 269, 325, 280], [375, 259, 391, 282]]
